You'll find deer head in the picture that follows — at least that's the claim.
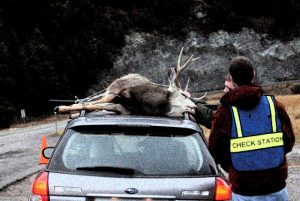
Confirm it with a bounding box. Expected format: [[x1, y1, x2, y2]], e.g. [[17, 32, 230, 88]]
[[166, 47, 199, 117]]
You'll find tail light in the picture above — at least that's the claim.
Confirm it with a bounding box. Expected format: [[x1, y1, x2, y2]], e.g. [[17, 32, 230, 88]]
[[30, 171, 49, 201], [215, 177, 231, 200]]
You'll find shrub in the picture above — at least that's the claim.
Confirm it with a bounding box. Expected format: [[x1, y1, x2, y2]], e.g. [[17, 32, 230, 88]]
[[290, 84, 300, 94]]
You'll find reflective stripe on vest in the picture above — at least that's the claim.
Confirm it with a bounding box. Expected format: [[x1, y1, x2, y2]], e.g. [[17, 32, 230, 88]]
[[267, 96, 277, 133], [230, 95, 284, 171]]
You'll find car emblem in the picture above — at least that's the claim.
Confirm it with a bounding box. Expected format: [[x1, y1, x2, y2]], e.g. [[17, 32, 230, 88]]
[[125, 188, 138, 194]]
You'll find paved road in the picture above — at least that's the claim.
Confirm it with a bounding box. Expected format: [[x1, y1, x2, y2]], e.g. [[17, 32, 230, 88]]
[[0, 120, 68, 190]]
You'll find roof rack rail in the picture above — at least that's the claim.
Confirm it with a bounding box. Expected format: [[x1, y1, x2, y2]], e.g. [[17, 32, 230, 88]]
[[65, 108, 195, 121], [80, 110, 86, 117], [183, 112, 191, 120]]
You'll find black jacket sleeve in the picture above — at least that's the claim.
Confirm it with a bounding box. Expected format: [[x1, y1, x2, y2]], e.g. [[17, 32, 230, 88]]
[[192, 99, 217, 129]]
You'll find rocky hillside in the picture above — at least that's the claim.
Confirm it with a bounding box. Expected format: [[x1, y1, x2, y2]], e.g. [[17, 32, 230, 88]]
[[1, 0, 300, 127]]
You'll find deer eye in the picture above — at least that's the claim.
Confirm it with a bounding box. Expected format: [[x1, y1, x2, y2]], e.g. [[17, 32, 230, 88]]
[[181, 92, 188, 98], [181, 91, 191, 98]]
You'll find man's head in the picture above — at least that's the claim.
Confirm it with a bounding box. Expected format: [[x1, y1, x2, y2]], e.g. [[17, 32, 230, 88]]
[[229, 56, 254, 86]]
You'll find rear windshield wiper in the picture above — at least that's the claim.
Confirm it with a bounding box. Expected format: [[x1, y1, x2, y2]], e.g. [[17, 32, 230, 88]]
[[76, 166, 143, 175]]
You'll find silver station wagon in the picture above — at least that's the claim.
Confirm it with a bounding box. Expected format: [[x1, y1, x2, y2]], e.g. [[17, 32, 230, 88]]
[[29, 112, 231, 201]]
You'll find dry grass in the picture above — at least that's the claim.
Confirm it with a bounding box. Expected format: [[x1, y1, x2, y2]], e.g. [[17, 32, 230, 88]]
[[277, 95, 300, 143], [202, 94, 300, 144]]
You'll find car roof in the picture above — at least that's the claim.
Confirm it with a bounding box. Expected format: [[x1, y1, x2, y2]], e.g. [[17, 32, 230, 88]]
[[66, 111, 202, 133]]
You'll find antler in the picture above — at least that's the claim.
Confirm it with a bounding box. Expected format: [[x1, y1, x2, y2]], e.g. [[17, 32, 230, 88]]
[[192, 92, 207, 101], [169, 47, 200, 90]]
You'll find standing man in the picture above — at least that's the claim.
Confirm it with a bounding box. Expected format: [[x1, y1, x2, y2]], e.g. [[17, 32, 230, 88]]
[[209, 56, 295, 200]]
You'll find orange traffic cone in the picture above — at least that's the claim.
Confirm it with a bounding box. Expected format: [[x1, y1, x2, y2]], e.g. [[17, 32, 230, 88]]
[[39, 135, 49, 164]]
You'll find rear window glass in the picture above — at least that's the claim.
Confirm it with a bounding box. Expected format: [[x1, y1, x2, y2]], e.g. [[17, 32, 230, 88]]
[[50, 127, 216, 176]]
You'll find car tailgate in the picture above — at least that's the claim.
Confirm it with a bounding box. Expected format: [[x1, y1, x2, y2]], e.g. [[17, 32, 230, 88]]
[[48, 172, 216, 200]]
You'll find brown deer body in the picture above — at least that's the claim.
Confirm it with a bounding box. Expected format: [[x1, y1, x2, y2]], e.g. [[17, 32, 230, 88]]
[[56, 48, 201, 117]]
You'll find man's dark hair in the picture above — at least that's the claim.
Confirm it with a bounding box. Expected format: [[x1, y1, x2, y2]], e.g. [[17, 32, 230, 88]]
[[229, 56, 254, 86]]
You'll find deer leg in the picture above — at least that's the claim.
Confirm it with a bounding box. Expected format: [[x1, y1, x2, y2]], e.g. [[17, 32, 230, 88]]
[[56, 103, 130, 114], [55, 104, 86, 113], [89, 93, 117, 104], [85, 103, 131, 114]]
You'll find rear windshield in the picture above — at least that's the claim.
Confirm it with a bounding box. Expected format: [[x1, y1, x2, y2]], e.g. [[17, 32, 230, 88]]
[[49, 126, 216, 176]]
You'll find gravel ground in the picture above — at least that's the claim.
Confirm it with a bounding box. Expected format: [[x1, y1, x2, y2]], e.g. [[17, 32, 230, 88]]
[[0, 173, 37, 201], [286, 144, 300, 201]]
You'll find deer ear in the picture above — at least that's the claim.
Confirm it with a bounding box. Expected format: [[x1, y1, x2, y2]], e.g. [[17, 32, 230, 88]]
[[121, 89, 131, 98]]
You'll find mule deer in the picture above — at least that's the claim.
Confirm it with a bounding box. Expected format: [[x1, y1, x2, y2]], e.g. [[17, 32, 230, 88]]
[[56, 47, 203, 117]]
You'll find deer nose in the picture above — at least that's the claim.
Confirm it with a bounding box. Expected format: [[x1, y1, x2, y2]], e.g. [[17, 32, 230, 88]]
[[182, 105, 196, 114]]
